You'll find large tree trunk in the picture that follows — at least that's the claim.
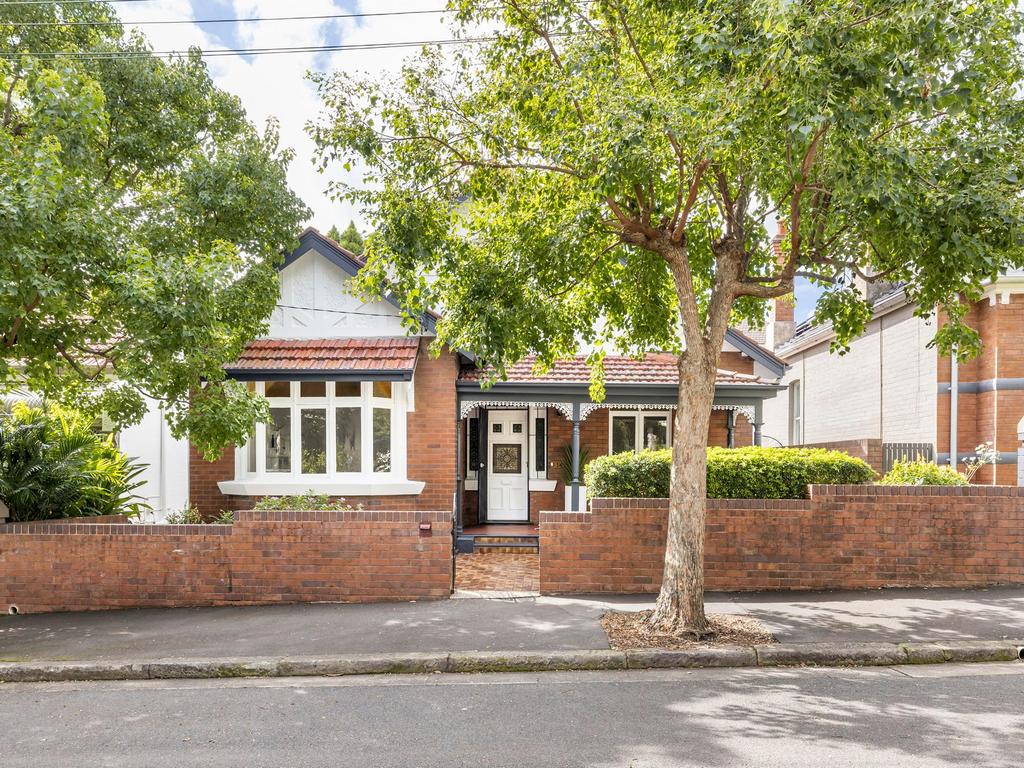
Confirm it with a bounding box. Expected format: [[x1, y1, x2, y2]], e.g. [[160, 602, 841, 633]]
[[648, 354, 717, 635]]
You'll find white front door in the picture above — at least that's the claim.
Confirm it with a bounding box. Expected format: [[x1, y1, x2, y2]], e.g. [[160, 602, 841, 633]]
[[485, 410, 529, 521]]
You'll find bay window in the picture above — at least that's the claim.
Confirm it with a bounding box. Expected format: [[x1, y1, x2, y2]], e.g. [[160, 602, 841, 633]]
[[225, 380, 419, 495], [609, 410, 672, 454]]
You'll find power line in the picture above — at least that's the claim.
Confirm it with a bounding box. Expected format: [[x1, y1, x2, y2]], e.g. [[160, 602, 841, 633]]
[[276, 304, 411, 319], [4, 0, 154, 5], [8, 8, 458, 27], [0, 36, 510, 60]]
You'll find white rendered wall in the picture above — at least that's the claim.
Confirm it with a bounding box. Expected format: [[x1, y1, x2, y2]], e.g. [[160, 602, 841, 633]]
[[116, 399, 190, 521], [267, 248, 408, 339], [878, 304, 937, 444], [763, 307, 937, 447]]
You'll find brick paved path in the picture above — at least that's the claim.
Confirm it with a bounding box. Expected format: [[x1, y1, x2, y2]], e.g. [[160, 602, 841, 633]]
[[454, 553, 540, 593]]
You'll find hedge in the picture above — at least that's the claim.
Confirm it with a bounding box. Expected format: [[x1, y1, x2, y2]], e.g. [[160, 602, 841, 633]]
[[878, 459, 968, 487], [585, 446, 876, 500]]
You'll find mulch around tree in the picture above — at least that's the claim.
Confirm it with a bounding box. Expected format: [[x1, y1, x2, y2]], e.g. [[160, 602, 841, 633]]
[[601, 610, 775, 650]]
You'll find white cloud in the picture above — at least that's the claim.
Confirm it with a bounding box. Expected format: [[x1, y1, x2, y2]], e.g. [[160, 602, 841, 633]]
[[138, 0, 454, 233]]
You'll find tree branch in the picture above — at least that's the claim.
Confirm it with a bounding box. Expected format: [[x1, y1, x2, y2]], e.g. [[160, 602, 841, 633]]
[[671, 159, 710, 243]]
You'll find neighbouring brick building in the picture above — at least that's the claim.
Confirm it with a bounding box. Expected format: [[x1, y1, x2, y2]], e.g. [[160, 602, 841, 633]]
[[183, 228, 787, 550]]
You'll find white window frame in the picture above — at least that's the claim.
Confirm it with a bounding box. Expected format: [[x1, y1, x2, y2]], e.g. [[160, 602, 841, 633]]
[[608, 409, 673, 454], [223, 379, 422, 496], [788, 380, 803, 445]]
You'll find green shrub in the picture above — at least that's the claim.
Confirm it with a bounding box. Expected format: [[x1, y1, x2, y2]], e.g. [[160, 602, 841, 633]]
[[584, 449, 673, 499], [252, 493, 355, 511], [879, 459, 968, 487], [164, 506, 235, 524], [0, 401, 150, 522], [585, 446, 876, 500], [705, 446, 876, 499]]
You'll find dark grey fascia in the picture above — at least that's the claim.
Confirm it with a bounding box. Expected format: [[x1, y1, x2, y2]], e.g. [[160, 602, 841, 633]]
[[724, 328, 787, 377], [455, 380, 782, 405], [225, 369, 414, 382]]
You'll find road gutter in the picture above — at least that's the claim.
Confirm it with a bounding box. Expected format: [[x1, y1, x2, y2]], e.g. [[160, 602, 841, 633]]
[[1, 640, 1021, 683]]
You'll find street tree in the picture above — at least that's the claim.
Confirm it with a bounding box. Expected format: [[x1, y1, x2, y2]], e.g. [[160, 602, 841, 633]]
[[310, 0, 1024, 634], [0, 2, 309, 458]]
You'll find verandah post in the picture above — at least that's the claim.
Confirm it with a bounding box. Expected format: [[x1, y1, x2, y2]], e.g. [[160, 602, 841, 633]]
[[570, 402, 581, 511]]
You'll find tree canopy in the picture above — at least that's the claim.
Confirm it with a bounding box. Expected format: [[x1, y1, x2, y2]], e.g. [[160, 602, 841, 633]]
[[311, 0, 1024, 372], [327, 220, 365, 255], [1, 3, 309, 457]]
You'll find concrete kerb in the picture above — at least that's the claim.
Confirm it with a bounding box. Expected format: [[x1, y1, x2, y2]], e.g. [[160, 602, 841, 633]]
[[0, 641, 1021, 683]]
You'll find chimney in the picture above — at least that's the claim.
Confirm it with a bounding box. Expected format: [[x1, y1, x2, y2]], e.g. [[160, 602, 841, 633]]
[[771, 220, 796, 349]]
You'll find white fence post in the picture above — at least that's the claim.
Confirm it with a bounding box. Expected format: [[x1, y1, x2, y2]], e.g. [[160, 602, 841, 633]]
[[1017, 417, 1024, 487]]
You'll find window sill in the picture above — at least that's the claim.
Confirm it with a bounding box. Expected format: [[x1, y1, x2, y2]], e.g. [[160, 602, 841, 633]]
[[218, 479, 426, 497]]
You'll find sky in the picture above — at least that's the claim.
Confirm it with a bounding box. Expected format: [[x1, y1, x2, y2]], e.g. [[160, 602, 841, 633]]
[[134, 1, 822, 322], [134, 0, 454, 234]]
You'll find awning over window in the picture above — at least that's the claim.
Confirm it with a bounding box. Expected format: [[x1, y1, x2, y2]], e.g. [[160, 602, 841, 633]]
[[224, 338, 419, 382]]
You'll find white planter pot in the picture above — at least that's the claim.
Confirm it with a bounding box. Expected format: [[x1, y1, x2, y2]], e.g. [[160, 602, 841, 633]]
[[564, 485, 587, 511]]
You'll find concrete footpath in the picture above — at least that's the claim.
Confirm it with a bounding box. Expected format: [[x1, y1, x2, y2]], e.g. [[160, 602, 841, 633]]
[[1, 587, 1022, 681]]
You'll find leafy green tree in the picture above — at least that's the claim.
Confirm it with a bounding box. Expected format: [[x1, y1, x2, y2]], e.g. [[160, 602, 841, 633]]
[[327, 220, 365, 255], [1, 2, 309, 458], [311, 0, 1024, 633]]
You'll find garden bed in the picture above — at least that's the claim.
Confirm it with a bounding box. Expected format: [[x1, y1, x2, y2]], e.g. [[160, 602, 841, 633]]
[[601, 610, 775, 650]]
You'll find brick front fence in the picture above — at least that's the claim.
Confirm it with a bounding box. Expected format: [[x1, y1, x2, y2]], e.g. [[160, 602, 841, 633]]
[[0, 509, 452, 614], [540, 485, 1024, 593]]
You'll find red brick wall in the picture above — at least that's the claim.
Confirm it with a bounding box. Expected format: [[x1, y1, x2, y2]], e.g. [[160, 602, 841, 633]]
[[190, 444, 236, 517], [190, 338, 459, 514], [937, 295, 1024, 485], [0, 510, 452, 613], [540, 485, 1024, 593]]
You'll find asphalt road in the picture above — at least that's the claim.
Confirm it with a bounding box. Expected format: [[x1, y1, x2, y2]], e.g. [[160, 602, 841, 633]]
[[2, 663, 1022, 767]]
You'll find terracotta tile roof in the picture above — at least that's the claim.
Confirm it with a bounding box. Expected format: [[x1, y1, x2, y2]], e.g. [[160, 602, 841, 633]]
[[225, 338, 419, 375], [458, 354, 776, 386]]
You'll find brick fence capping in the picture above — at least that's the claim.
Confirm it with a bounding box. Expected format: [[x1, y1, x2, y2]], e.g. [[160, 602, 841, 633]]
[[539, 485, 1024, 594], [0, 509, 453, 614]]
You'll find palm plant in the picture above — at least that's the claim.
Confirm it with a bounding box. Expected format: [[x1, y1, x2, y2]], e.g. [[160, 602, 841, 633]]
[[0, 402, 150, 522]]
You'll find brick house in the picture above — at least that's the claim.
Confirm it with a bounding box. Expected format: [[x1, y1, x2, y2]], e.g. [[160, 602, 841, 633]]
[[188, 228, 787, 547], [760, 265, 1024, 485]]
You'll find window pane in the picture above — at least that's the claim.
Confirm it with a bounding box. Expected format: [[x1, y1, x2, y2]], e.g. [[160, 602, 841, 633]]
[[300, 409, 327, 474], [372, 381, 392, 398], [335, 381, 360, 397], [335, 407, 361, 472], [611, 415, 636, 454], [534, 417, 546, 473], [467, 418, 479, 473], [300, 381, 326, 398], [265, 408, 291, 472], [373, 407, 391, 472], [265, 381, 291, 398], [642, 416, 668, 451]]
